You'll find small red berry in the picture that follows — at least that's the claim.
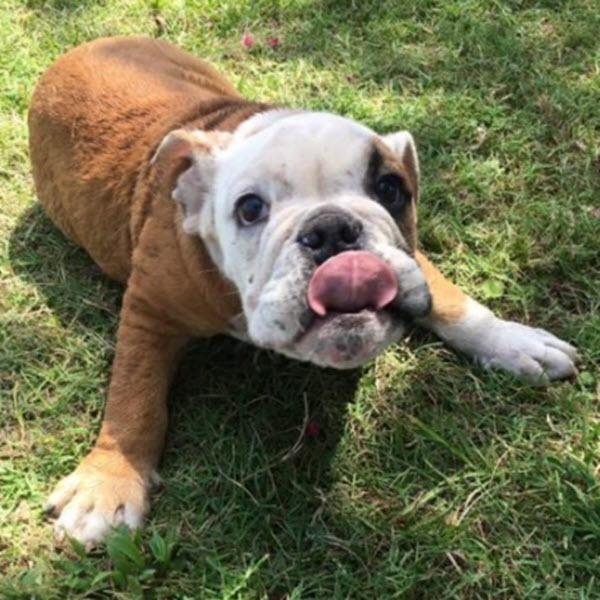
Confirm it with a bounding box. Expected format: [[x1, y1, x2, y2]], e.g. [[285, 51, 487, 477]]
[[305, 419, 320, 438]]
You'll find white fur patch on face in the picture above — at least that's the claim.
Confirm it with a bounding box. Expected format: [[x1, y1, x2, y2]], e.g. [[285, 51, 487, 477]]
[[190, 110, 429, 368]]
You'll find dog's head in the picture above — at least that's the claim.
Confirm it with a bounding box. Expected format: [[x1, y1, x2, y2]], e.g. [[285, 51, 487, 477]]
[[154, 110, 431, 368]]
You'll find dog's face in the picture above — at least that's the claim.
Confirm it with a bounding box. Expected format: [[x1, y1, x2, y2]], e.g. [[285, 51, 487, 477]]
[[155, 111, 431, 368]]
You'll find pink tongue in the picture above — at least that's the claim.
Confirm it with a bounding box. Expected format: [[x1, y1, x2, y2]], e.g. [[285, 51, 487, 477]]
[[307, 251, 398, 317]]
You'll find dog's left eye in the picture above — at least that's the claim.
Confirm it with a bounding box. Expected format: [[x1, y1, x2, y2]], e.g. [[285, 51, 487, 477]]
[[374, 174, 411, 209], [235, 194, 269, 226]]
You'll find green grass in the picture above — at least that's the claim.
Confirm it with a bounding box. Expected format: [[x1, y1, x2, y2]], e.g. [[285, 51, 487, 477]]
[[1, 0, 599, 597]]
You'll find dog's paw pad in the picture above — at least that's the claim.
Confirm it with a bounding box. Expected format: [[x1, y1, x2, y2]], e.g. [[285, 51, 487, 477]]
[[46, 457, 152, 549], [481, 321, 578, 383]]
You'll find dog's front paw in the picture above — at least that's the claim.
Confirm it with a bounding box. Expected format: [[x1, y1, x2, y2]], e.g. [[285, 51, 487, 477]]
[[476, 319, 578, 382], [433, 300, 579, 383], [45, 450, 156, 549]]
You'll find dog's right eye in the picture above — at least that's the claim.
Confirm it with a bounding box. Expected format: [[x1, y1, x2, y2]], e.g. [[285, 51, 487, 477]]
[[374, 174, 410, 211], [235, 194, 269, 226]]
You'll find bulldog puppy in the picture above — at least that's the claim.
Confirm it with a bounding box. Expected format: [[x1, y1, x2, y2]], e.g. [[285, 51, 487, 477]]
[[28, 36, 577, 548]]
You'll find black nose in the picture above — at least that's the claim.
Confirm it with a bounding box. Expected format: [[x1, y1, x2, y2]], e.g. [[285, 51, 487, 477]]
[[297, 211, 363, 264]]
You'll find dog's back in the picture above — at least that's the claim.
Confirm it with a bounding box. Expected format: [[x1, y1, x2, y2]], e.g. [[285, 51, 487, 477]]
[[28, 36, 244, 282]]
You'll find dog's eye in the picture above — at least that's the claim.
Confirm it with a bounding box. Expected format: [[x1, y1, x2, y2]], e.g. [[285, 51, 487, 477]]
[[235, 194, 269, 226], [374, 174, 410, 209]]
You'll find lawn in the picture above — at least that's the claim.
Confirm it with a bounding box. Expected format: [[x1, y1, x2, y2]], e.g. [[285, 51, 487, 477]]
[[1, 0, 599, 598]]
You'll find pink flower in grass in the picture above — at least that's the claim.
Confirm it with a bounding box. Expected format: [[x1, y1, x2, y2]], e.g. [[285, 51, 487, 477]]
[[242, 32, 255, 49]]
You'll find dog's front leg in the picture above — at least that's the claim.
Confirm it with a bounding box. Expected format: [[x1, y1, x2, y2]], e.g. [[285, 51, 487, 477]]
[[45, 289, 188, 548], [415, 251, 578, 382]]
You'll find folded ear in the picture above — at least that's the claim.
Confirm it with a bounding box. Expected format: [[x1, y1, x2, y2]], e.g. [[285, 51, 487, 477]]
[[151, 129, 232, 233], [151, 128, 232, 165], [382, 130, 420, 201]]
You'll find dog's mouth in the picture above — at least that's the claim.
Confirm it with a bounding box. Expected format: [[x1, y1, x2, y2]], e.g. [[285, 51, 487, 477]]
[[286, 251, 426, 369], [245, 248, 431, 368], [292, 307, 404, 369], [306, 250, 398, 317]]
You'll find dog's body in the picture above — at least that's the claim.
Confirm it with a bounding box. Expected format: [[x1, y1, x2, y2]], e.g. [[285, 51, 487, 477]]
[[29, 36, 577, 547]]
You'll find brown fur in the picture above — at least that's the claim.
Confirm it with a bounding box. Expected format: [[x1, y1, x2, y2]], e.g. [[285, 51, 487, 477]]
[[29, 36, 466, 529], [372, 138, 419, 251], [416, 251, 467, 323]]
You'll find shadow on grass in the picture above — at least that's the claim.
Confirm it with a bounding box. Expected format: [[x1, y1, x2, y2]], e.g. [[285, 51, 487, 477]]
[[8, 205, 122, 333]]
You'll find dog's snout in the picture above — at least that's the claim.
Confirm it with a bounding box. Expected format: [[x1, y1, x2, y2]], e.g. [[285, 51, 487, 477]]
[[297, 212, 363, 264]]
